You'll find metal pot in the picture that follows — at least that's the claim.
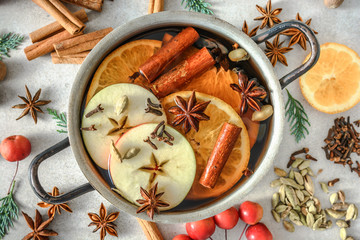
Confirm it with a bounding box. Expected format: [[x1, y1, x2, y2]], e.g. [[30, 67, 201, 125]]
[[29, 11, 319, 223]]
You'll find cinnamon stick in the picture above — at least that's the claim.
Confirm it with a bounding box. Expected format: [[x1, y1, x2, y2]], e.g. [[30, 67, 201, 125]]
[[153, 0, 163, 13], [139, 27, 200, 83], [148, 0, 155, 14], [151, 47, 215, 98], [29, 9, 88, 43], [32, 0, 85, 35], [54, 27, 113, 56], [161, 33, 173, 46], [51, 51, 89, 64], [137, 218, 164, 240], [199, 123, 242, 189], [24, 30, 82, 61], [60, 0, 103, 12]]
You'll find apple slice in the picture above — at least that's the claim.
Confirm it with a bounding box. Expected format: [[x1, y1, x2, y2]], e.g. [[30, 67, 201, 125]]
[[109, 123, 196, 211], [82, 83, 166, 169]]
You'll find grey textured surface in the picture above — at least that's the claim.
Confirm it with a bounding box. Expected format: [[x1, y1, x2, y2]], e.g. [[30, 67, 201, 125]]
[[0, 0, 360, 239]]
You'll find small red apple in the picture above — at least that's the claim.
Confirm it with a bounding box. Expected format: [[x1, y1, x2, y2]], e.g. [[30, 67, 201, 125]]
[[173, 234, 193, 240], [0, 135, 31, 162], [186, 217, 216, 240], [245, 222, 273, 240], [239, 201, 263, 225], [214, 207, 239, 229]]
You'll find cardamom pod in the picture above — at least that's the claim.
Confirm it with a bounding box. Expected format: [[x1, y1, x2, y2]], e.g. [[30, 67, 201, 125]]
[[306, 212, 314, 227], [291, 158, 304, 168], [275, 204, 288, 213], [279, 185, 286, 203], [272, 193, 280, 208], [307, 167, 315, 177], [271, 209, 281, 223], [283, 220, 295, 232], [340, 228, 347, 240], [336, 220, 350, 228], [274, 167, 287, 177], [298, 160, 311, 170], [304, 175, 314, 196], [345, 204, 355, 221], [296, 189, 305, 202], [289, 169, 295, 179], [314, 197, 322, 213], [302, 189, 311, 197], [325, 209, 347, 219], [270, 179, 281, 187], [320, 182, 329, 194], [308, 204, 317, 215], [281, 206, 292, 219], [301, 206, 308, 216], [300, 169, 308, 176], [110, 140, 123, 162], [352, 204, 358, 220], [285, 186, 298, 208], [280, 177, 304, 190], [330, 192, 338, 205], [300, 213, 307, 226], [312, 217, 323, 230], [338, 190, 346, 204], [294, 172, 304, 185], [332, 202, 349, 210], [115, 95, 128, 115]]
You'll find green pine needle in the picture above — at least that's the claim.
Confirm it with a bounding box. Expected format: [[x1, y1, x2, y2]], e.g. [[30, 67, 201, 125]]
[[0, 181, 19, 239], [181, 0, 214, 15], [47, 108, 68, 133], [285, 89, 310, 143], [0, 33, 24, 60]]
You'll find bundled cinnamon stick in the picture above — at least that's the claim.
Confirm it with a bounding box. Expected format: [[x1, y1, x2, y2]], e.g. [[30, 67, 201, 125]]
[[29, 9, 88, 43], [24, 30, 82, 61], [32, 0, 85, 35], [51, 51, 89, 64], [60, 0, 103, 12], [53, 27, 113, 56], [137, 218, 164, 240], [199, 123, 242, 189], [151, 47, 215, 98], [161, 33, 173, 46], [139, 27, 200, 83], [148, 0, 163, 14]]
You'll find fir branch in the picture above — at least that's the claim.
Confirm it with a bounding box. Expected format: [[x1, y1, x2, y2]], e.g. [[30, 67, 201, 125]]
[[0, 181, 19, 239], [47, 108, 68, 133], [181, 0, 214, 15], [0, 33, 24, 60], [285, 89, 310, 142]]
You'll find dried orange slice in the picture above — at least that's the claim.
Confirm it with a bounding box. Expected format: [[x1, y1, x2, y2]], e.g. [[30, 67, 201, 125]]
[[162, 91, 251, 200], [299, 43, 360, 114], [86, 39, 162, 104]]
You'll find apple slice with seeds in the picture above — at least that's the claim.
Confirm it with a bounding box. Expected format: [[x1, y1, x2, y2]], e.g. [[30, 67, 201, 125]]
[[109, 123, 196, 211], [82, 83, 166, 169]]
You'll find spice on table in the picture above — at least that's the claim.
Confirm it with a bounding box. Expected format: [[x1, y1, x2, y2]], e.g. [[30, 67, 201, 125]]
[[136, 182, 170, 219], [168, 91, 210, 134], [88, 203, 120, 240], [12, 85, 51, 124], [61, 0, 103, 12], [264, 34, 293, 66], [148, 0, 164, 14], [29, 9, 88, 43], [51, 51, 89, 64], [199, 122, 242, 188], [354, 120, 360, 127], [137, 218, 164, 240], [230, 69, 267, 115], [281, 13, 318, 50], [254, 0, 282, 29], [242, 20, 259, 37], [328, 178, 340, 187], [32, 0, 85, 35], [22, 210, 57, 240], [37, 186, 72, 218]]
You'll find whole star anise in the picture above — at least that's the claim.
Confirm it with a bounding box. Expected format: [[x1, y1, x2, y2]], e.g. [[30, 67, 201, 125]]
[[12, 85, 51, 124], [88, 203, 120, 240], [254, 0, 282, 29], [281, 13, 318, 50], [242, 20, 259, 37], [230, 70, 267, 115], [264, 34, 293, 66], [37, 186, 72, 218], [22, 209, 58, 240], [136, 182, 169, 220], [168, 91, 210, 134]]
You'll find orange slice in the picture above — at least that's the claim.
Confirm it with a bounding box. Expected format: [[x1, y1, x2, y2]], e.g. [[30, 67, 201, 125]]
[[299, 42, 360, 114], [162, 91, 251, 200], [86, 39, 162, 104]]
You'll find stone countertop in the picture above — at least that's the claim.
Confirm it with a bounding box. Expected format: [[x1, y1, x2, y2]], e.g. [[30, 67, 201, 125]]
[[0, 0, 360, 239]]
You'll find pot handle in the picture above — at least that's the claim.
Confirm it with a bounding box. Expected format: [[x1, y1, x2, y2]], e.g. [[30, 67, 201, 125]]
[[29, 137, 94, 204], [251, 20, 320, 89]]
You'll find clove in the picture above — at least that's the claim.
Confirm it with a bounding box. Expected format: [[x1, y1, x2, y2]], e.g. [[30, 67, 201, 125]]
[[305, 154, 318, 161], [328, 178, 340, 187], [145, 104, 163, 116], [147, 98, 162, 109], [143, 137, 158, 150], [81, 124, 97, 131], [85, 104, 104, 118]]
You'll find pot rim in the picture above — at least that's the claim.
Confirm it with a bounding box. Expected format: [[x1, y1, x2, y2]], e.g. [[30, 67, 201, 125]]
[[68, 11, 284, 223]]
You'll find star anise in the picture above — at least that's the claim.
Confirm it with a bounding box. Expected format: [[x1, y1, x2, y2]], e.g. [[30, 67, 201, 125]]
[[168, 91, 210, 134], [242, 20, 259, 37], [22, 209, 58, 240], [281, 13, 318, 50], [12, 85, 51, 124], [264, 34, 293, 66], [37, 186, 73, 218], [230, 70, 267, 115], [88, 203, 120, 240], [254, 0, 282, 29], [136, 182, 169, 220]]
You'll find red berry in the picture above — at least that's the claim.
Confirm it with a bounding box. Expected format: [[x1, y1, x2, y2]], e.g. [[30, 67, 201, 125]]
[[185, 217, 215, 240], [214, 207, 239, 229], [245, 222, 273, 240], [239, 201, 263, 225], [173, 234, 192, 240], [0, 135, 31, 162]]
